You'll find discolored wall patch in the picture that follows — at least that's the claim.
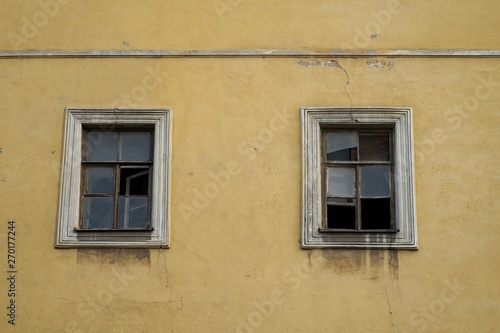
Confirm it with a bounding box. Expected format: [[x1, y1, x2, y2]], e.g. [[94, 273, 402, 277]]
[[322, 249, 398, 279], [77, 248, 150, 266]]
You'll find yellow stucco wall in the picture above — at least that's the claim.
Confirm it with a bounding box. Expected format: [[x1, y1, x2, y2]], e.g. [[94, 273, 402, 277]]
[[0, 0, 499, 50], [0, 1, 499, 332]]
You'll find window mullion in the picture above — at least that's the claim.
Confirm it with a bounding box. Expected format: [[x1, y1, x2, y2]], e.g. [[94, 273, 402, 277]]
[[113, 164, 120, 229], [321, 130, 327, 230], [356, 133, 361, 231], [390, 163, 396, 230], [356, 165, 361, 230]]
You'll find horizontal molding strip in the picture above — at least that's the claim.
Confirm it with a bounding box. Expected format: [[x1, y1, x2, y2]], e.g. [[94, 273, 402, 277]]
[[0, 49, 499, 59]]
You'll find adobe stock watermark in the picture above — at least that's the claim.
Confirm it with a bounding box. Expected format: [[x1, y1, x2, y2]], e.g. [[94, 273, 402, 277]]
[[409, 278, 466, 332], [340, 0, 402, 49], [50, 63, 167, 175], [7, 0, 72, 48], [234, 257, 317, 333], [213, 0, 244, 21], [58, 268, 136, 333], [179, 109, 290, 222], [414, 73, 499, 167]]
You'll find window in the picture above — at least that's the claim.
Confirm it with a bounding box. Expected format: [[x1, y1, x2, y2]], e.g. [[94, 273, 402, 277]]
[[80, 129, 153, 230], [301, 107, 417, 249], [323, 130, 395, 231], [56, 108, 171, 248]]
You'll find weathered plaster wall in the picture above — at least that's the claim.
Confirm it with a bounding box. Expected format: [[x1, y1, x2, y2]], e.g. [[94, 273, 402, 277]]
[[0, 57, 499, 332], [0, 0, 499, 332], [1, 0, 499, 50]]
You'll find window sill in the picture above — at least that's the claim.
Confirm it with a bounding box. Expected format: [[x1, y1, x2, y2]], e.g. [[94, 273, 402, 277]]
[[318, 228, 399, 233], [74, 228, 154, 232]]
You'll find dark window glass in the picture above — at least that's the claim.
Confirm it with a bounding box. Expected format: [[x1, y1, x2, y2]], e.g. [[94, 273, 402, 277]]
[[361, 198, 391, 229], [359, 134, 390, 161], [327, 205, 356, 229], [119, 167, 149, 195]]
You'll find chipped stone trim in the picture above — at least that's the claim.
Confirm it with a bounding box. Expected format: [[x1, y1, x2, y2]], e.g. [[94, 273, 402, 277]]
[[0, 49, 499, 59]]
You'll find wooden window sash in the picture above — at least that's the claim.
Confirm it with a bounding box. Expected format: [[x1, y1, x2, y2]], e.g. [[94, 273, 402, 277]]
[[321, 129, 395, 232]]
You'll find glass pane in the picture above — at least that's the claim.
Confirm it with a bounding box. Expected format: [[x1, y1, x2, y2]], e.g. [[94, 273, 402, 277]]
[[82, 197, 114, 229], [327, 198, 354, 204], [86, 132, 118, 161], [360, 165, 390, 198], [361, 198, 391, 229], [326, 132, 357, 161], [327, 205, 356, 229], [359, 134, 390, 161], [119, 167, 149, 195], [327, 167, 356, 197], [87, 167, 114, 194], [119, 132, 151, 161], [118, 196, 149, 229]]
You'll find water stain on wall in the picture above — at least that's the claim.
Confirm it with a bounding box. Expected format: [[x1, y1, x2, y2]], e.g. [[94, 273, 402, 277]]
[[322, 249, 399, 279], [77, 248, 150, 266]]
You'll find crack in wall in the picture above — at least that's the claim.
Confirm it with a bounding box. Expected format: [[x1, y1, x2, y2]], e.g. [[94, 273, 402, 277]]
[[385, 292, 397, 333], [296, 59, 352, 107], [334, 60, 353, 109], [385, 250, 400, 333], [156, 249, 184, 332]]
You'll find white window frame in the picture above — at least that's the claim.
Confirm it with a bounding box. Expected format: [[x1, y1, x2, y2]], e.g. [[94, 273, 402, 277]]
[[301, 107, 417, 249], [56, 108, 172, 248]]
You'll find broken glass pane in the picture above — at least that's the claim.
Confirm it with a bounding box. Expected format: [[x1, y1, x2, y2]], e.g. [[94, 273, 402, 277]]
[[360, 165, 390, 197], [326, 132, 357, 161], [327, 205, 356, 229], [327, 198, 355, 204], [327, 167, 356, 197], [361, 198, 391, 229]]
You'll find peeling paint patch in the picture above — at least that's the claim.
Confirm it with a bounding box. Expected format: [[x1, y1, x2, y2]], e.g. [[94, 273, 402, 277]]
[[297, 59, 344, 68], [366, 60, 395, 71], [77, 249, 150, 266], [297, 59, 351, 85]]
